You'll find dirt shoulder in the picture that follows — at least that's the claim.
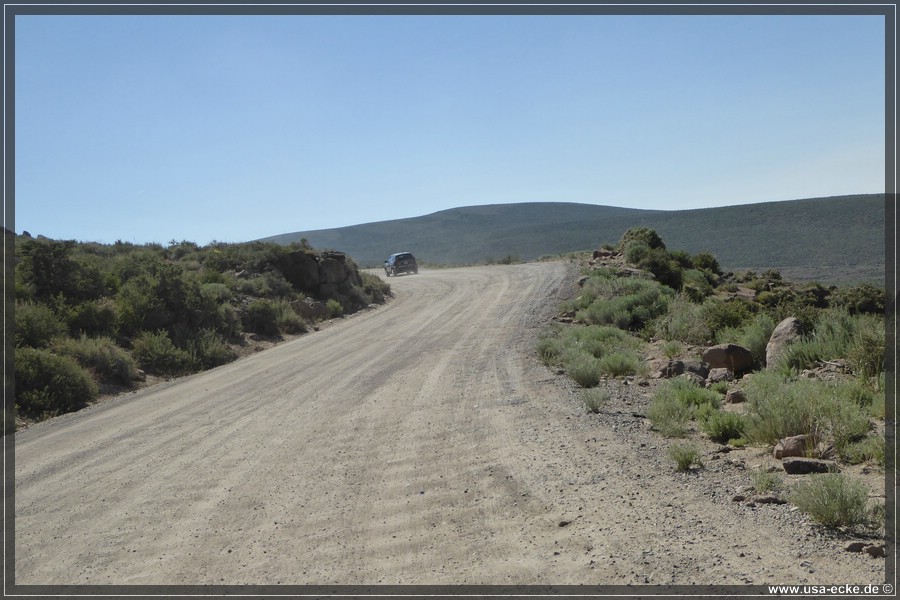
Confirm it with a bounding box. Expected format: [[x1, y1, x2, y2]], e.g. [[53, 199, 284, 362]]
[[13, 262, 886, 588]]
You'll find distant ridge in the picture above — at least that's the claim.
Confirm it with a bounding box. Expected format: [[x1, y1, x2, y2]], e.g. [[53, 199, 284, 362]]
[[260, 194, 885, 284]]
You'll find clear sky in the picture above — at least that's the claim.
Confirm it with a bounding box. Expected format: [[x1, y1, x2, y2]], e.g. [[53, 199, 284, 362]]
[[13, 11, 886, 245]]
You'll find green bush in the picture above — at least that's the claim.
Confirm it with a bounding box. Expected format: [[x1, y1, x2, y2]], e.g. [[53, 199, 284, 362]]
[[776, 309, 884, 381], [15, 347, 99, 419], [830, 283, 885, 315], [742, 373, 872, 453], [326, 299, 344, 318], [668, 377, 722, 410], [53, 335, 140, 385], [244, 299, 280, 336], [274, 299, 308, 334], [598, 351, 643, 377], [623, 240, 651, 265], [661, 340, 684, 360], [700, 410, 746, 443], [581, 388, 609, 413], [132, 330, 194, 376], [701, 297, 754, 337], [648, 392, 694, 438], [647, 379, 721, 438], [681, 269, 714, 302], [667, 443, 702, 471], [637, 248, 683, 290], [750, 469, 783, 494], [360, 271, 391, 304], [15, 301, 67, 348], [715, 312, 776, 367], [618, 227, 666, 252], [840, 435, 885, 466], [576, 277, 672, 330], [653, 294, 712, 345], [187, 328, 237, 369], [66, 297, 119, 338], [563, 351, 602, 388], [789, 474, 871, 529]]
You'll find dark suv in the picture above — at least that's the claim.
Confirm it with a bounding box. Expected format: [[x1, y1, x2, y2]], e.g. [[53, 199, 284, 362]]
[[384, 252, 418, 276]]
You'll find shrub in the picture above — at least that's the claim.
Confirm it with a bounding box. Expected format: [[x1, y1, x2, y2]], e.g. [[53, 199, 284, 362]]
[[582, 388, 609, 413], [654, 294, 712, 345], [681, 269, 713, 302], [661, 340, 683, 360], [563, 352, 602, 388], [840, 435, 885, 466], [701, 297, 753, 337], [700, 410, 746, 443], [668, 377, 722, 410], [187, 328, 237, 369], [708, 381, 729, 395], [618, 227, 666, 252], [667, 443, 702, 472], [598, 351, 644, 377], [15, 347, 98, 419], [648, 379, 722, 437], [132, 330, 194, 376], [750, 469, 783, 494], [15, 301, 67, 348], [66, 297, 118, 338], [537, 331, 564, 366], [244, 299, 280, 336], [648, 393, 693, 438], [777, 309, 884, 381], [53, 335, 140, 385], [715, 312, 776, 368], [326, 299, 344, 318], [637, 248, 683, 290], [692, 252, 722, 276], [623, 240, 651, 265], [576, 277, 672, 330], [830, 283, 885, 315], [742, 373, 872, 452], [274, 299, 308, 334], [360, 271, 391, 304], [789, 474, 871, 529]]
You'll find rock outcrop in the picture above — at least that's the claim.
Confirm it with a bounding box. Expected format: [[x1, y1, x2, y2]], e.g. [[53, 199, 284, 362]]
[[766, 317, 803, 368]]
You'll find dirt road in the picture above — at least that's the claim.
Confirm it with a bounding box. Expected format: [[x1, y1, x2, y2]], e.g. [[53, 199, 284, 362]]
[[14, 262, 885, 587]]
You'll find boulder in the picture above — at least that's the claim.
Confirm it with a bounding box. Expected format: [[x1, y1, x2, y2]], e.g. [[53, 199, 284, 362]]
[[773, 434, 816, 459], [678, 372, 707, 387], [659, 360, 685, 378], [708, 368, 734, 384], [684, 361, 710, 379], [766, 317, 803, 368], [725, 389, 747, 404], [782, 457, 838, 474], [274, 250, 320, 294], [294, 297, 329, 321], [702, 344, 753, 374]]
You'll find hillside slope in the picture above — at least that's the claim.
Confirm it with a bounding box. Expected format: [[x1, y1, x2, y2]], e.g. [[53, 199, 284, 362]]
[[261, 194, 885, 283]]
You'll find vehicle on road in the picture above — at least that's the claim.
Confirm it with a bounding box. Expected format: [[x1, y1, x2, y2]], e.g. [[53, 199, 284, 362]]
[[384, 252, 418, 276]]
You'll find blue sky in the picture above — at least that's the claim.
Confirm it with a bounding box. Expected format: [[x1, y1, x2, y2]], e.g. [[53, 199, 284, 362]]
[[14, 12, 886, 245]]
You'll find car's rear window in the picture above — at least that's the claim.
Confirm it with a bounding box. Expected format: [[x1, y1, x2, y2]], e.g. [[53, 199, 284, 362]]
[[397, 253, 413, 260]]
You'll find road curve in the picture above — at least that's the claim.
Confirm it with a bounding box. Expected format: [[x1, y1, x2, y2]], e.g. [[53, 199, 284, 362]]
[[14, 262, 576, 585]]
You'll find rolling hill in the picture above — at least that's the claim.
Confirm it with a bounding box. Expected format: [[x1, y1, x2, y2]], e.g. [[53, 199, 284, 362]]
[[260, 194, 887, 284]]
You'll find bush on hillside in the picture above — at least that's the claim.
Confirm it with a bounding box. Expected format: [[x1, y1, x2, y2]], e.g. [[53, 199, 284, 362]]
[[53, 335, 140, 385], [15, 301, 67, 348], [132, 330, 195, 376], [618, 227, 666, 252], [15, 347, 99, 419]]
